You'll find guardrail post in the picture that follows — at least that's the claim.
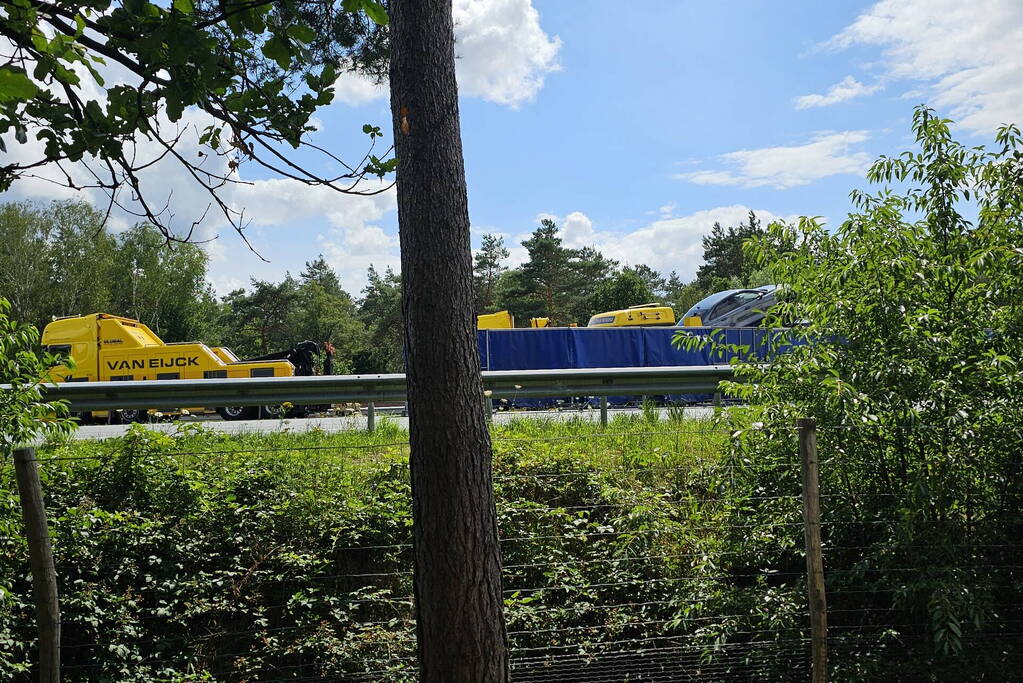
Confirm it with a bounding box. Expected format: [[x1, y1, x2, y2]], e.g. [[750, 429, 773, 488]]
[[798, 418, 827, 683], [366, 402, 376, 432], [13, 447, 61, 682], [599, 395, 608, 426]]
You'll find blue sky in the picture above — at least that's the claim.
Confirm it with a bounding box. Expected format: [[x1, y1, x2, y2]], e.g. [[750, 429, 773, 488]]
[[7, 0, 1022, 295]]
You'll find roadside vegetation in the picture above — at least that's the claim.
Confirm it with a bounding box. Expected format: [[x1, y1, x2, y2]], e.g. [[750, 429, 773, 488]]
[[678, 107, 1023, 679], [2, 416, 744, 681]]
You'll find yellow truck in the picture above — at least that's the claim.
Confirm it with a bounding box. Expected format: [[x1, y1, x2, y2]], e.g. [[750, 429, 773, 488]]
[[41, 313, 302, 423], [586, 303, 676, 327]]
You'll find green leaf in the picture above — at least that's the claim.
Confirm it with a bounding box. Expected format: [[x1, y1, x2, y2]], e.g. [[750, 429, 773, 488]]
[[172, 0, 193, 13], [287, 24, 316, 44], [0, 68, 40, 102], [261, 35, 291, 70], [321, 63, 337, 86], [362, 0, 388, 25]]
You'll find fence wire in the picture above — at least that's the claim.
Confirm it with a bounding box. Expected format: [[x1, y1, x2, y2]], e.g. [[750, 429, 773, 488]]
[[2, 419, 1021, 681]]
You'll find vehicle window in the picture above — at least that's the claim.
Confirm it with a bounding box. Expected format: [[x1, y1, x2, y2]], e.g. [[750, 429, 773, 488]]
[[710, 291, 763, 319], [42, 344, 72, 361]]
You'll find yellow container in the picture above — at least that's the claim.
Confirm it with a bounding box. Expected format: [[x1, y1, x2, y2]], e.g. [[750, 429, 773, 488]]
[[477, 310, 515, 329]]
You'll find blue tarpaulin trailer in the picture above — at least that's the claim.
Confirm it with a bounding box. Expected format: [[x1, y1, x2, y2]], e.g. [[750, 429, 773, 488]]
[[477, 327, 780, 407]]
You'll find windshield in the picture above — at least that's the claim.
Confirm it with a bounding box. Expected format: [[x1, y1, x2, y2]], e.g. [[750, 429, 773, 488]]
[[710, 290, 764, 319]]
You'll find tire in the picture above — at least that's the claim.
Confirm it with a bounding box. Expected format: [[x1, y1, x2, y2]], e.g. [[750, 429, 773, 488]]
[[118, 408, 148, 423], [259, 404, 285, 419], [217, 406, 256, 421]]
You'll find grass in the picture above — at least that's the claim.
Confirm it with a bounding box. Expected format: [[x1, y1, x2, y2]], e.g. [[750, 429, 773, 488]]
[[1, 415, 743, 681]]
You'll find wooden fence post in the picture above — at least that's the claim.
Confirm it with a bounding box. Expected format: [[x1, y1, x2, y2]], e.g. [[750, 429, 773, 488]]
[[798, 418, 827, 683], [13, 446, 61, 682], [366, 402, 376, 432]]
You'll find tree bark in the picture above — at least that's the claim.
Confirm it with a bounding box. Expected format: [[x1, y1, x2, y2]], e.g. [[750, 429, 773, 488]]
[[387, 2, 509, 681]]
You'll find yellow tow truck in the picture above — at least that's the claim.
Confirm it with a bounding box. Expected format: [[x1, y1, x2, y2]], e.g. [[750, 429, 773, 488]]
[[42, 313, 300, 423]]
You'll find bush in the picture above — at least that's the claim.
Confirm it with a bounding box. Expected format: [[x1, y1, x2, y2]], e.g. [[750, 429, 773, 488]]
[[0, 297, 75, 451], [683, 107, 1023, 679]]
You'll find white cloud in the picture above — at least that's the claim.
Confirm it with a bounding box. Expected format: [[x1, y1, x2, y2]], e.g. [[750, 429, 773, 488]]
[[677, 131, 872, 189], [327, 0, 561, 108], [537, 210, 593, 248], [600, 206, 789, 281], [827, 0, 1023, 133], [453, 0, 561, 106], [318, 224, 400, 294], [3, 99, 401, 293], [227, 178, 399, 292], [794, 75, 882, 109], [230, 178, 396, 232], [207, 273, 247, 295], [332, 74, 388, 106], [535, 206, 790, 282]]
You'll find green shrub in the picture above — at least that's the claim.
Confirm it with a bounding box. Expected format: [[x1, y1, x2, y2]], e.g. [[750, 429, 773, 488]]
[[678, 107, 1023, 679]]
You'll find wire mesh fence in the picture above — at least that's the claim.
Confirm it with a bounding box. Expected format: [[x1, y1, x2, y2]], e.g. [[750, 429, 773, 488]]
[[2, 418, 1021, 681]]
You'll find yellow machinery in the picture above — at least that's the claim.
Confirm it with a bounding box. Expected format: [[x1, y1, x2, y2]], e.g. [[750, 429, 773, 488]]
[[477, 311, 553, 329], [42, 313, 296, 422], [477, 310, 515, 329], [587, 303, 676, 328]]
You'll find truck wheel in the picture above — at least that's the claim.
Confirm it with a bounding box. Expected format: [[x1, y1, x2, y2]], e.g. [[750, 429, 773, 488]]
[[218, 406, 255, 421], [259, 404, 287, 419], [118, 409, 147, 424]]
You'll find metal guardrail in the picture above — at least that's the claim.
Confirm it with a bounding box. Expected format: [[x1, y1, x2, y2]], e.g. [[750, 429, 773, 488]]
[[3, 365, 735, 429], [13, 365, 734, 409]]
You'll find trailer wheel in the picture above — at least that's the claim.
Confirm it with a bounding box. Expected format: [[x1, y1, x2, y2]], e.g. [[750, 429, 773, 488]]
[[218, 406, 256, 421], [117, 408, 148, 424], [259, 404, 288, 419]]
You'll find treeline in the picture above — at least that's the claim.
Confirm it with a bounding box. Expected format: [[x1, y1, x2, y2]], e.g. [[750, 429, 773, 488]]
[[0, 199, 770, 373], [474, 215, 773, 325]]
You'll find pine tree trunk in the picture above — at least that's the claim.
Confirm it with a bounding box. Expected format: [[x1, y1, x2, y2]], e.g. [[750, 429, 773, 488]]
[[387, 1, 509, 680]]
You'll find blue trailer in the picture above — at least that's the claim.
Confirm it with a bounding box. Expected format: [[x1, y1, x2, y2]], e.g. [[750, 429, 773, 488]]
[[477, 326, 781, 407]]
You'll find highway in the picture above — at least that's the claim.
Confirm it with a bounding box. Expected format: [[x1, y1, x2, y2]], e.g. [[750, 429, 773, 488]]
[[72, 406, 715, 440]]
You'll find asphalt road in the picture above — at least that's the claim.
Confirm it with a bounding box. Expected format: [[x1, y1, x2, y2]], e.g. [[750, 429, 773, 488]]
[[72, 406, 715, 440]]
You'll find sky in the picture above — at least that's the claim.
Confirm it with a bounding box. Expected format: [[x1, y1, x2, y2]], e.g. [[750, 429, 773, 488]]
[[5, 0, 1023, 295]]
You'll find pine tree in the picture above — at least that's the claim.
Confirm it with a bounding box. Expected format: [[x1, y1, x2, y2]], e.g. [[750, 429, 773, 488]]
[[696, 211, 764, 288], [473, 234, 510, 313]]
